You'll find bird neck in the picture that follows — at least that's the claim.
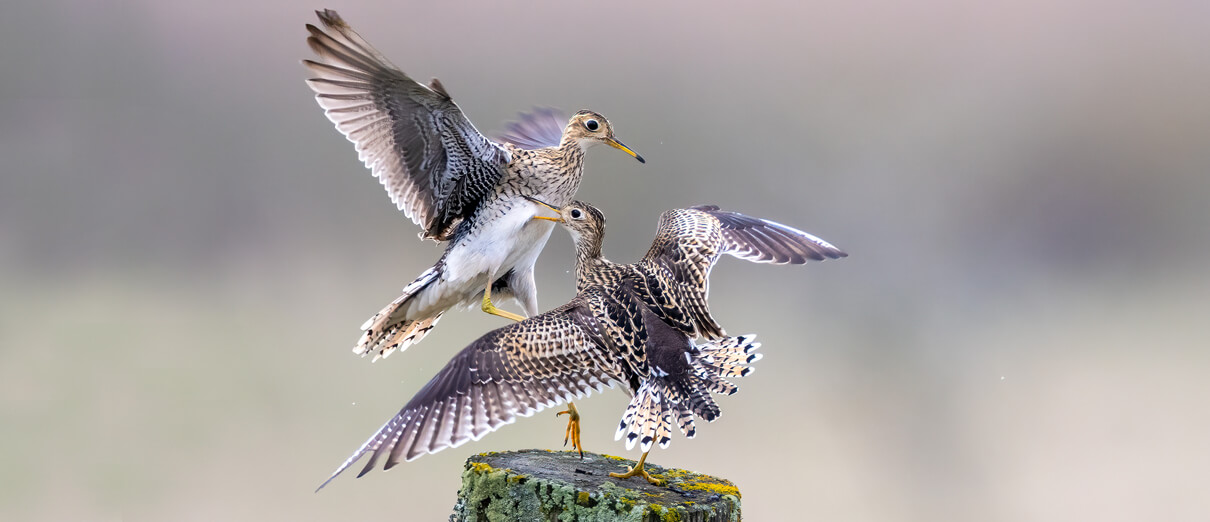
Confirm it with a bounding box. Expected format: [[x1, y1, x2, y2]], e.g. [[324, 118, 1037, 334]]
[[557, 135, 588, 163], [573, 239, 607, 280]]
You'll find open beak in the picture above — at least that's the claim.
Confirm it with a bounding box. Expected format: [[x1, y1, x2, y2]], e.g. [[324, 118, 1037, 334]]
[[606, 138, 646, 164], [524, 196, 562, 222]]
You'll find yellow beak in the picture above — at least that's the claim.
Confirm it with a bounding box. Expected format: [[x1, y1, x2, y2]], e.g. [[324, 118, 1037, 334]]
[[524, 196, 563, 222], [606, 138, 646, 164]]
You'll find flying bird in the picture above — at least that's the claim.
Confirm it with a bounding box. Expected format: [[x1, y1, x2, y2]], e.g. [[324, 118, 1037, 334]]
[[303, 9, 645, 361]]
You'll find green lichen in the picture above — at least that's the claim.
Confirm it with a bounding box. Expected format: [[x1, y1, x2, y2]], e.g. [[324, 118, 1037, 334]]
[[451, 450, 740, 522], [657, 467, 741, 499], [671, 479, 740, 499], [468, 461, 494, 474], [652, 504, 686, 522]]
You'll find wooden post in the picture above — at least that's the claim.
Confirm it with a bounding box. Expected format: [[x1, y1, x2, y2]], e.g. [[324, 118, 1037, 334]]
[[450, 449, 741, 521]]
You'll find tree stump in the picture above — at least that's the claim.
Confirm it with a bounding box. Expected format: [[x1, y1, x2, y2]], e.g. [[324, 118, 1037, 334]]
[[450, 449, 741, 522]]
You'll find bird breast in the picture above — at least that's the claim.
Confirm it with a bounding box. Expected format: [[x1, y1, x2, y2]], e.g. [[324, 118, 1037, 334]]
[[442, 204, 556, 284], [503, 147, 586, 204]]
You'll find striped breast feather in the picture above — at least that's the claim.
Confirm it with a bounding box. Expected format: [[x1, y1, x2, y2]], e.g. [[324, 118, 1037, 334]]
[[303, 9, 510, 239], [316, 299, 619, 491]]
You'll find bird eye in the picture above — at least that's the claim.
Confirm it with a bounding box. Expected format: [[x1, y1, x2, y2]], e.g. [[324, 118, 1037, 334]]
[[570, 209, 583, 219], [583, 119, 599, 131]]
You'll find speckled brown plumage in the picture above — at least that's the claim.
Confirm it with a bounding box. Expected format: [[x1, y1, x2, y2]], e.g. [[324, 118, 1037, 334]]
[[302, 10, 644, 361], [315, 280, 760, 490], [316, 203, 847, 489]]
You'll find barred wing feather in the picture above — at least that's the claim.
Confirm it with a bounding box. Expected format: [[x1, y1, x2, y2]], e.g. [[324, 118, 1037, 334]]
[[303, 9, 510, 239], [316, 298, 622, 491]]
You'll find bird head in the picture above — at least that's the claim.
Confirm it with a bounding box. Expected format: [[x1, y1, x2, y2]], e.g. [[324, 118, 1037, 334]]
[[564, 111, 645, 163], [527, 198, 606, 245]]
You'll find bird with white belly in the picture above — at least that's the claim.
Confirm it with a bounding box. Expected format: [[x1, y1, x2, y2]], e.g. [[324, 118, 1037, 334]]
[[302, 10, 645, 361]]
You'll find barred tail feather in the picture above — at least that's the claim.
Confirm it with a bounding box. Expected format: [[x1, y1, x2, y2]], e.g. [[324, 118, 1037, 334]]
[[616, 383, 662, 452], [676, 405, 697, 439], [614, 335, 760, 452], [697, 334, 763, 369], [694, 334, 761, 394], [356, 313, 443, 362], [694, 369, 739, 395], [616, 377, 718, 453], [354, 266, 443, 361]]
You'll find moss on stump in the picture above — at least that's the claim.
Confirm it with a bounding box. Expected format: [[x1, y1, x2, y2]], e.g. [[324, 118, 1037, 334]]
[[450, 449, 741, 522]]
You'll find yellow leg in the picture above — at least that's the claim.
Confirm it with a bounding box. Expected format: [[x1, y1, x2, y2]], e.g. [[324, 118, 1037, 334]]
[[481, 281, 525, 322], [556, 402, 583, 458], [609, 450, 664, 485]]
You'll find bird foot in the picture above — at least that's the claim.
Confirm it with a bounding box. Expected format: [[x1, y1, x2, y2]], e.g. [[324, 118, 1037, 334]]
[[556, 402, 583, 458], [609, 450, 664, 485]]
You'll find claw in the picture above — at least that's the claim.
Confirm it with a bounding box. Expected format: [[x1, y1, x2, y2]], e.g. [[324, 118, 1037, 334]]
[[609, 450, 664, 486], [556, 402, 583, 458]]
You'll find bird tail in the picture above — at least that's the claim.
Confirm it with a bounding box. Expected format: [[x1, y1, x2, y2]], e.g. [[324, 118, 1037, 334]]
[[354, 266, 443, 361], [615, 334, 762, 452]]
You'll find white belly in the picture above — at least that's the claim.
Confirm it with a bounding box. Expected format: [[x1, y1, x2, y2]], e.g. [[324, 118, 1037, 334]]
[[405, 206, 555, 317], [445, 207, 554, 282]]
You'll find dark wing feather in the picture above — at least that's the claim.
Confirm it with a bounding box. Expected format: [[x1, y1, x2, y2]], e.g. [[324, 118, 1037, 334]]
[[693, 206, 848, 263], [303, 9, 510, 239], [316, 295, 626, 491], [495, 107, 567, 150], [639, 207, 846, 338]]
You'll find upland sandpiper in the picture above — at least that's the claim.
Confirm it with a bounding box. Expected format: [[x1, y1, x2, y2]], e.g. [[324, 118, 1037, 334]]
[[303, 10, 644, 361], [315, 202, 844, 489], [528, 200, 846, 481], [315, 282, 761, 491]]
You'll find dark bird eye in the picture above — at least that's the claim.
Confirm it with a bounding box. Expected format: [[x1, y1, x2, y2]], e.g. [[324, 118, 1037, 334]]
[[570, 209, 583, 219], [583, 119, 599, 131]]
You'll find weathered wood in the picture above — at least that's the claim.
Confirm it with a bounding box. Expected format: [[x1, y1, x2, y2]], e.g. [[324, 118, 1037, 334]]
[[450, 449, 741, 521]]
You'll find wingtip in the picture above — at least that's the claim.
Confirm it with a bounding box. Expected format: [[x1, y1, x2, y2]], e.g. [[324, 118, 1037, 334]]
[[314, 479, 332, 493], [315, 468, 343, 493], [315, 9, 346, 29]]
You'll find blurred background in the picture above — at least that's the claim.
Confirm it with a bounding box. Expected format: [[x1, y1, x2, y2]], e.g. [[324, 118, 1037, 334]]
[[3, 0, 1208, 520]]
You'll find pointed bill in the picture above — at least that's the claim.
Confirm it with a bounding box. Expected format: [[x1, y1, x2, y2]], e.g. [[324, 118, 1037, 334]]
[[524, 196, 562, 222], [606, 138, 645, 163]]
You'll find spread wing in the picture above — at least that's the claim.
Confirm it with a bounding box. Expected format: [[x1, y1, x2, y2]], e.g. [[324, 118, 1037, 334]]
[[640, 207, 847, 338], [692, 206, 847, 264], [303, 9, 511, 239], [316, 292, 639, 490]]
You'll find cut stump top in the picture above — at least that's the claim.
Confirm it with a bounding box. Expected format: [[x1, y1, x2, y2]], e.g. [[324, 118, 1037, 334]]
[[451, 449, 741, 522]]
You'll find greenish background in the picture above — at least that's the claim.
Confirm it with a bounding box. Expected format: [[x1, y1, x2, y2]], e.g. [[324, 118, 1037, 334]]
[[3, 1, 1208, 520]]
